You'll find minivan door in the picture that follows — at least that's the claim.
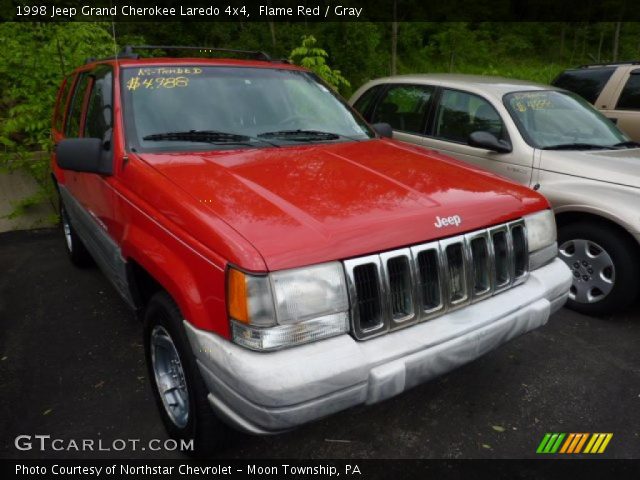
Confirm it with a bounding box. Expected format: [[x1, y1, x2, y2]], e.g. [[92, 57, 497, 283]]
[[421, 88, 534, 186]]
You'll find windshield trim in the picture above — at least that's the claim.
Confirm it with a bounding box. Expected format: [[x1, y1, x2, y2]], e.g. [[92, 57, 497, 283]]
[[502, 89, 626, 150], [119, 65, 374, 154]]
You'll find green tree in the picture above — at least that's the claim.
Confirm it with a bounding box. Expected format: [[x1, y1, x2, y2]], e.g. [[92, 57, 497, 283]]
[[289, 35, 350, 91], [0, 22, 114, 218]]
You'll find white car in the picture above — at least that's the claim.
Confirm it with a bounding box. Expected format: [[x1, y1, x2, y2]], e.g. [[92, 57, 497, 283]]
[[351, 74, 640, 315]]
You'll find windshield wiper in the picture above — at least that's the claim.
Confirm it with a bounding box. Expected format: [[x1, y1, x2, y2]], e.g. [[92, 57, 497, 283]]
[[541, 143, 612, 151], [257, 129, 342, 141], [142, 130, 279, 147], [611, 140, 640, 149]]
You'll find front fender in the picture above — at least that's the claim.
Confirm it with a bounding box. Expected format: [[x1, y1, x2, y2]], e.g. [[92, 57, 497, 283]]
[[537, 174, 640, 243], [121, 222, 229, 337]]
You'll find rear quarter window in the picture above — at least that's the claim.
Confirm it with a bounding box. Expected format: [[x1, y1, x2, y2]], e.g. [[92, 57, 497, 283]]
[[552, 67, 616, 104], [616, 71, 640, 110], [53, 76, 74, 132], [65, 73, 92, 137]]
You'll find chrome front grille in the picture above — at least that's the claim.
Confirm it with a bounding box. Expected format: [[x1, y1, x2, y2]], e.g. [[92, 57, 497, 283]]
[[343, 219, 528, 340]]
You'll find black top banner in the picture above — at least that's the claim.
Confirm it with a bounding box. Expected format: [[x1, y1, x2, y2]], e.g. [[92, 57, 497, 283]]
[[0, 0, 639, 22]]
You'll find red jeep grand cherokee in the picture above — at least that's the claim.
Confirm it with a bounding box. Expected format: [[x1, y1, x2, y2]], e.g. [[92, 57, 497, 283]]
[[51, 47, 571, 454]]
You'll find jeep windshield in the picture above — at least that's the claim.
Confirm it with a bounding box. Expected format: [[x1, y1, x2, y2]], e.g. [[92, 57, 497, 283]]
[[121, 66, 374, 152], [504, 90, 629, 150]]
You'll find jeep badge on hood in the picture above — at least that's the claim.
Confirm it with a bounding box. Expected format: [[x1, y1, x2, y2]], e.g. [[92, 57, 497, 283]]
[[434, 215, 462, 228]]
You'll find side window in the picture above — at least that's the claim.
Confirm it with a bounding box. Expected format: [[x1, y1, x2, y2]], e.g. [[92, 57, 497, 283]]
[[53, 76, 74, 132], [84, 67, 113, 139], [370, 84, 434, 134], [552, 68, 615, 104], [353, 84, 384, 120], [433, 89, 506, 144], [65, 73, 91, 137], [615, 72, 640, 110]]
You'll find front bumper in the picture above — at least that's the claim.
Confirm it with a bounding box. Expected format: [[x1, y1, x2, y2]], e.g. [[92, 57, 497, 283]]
[[185, 257, 571, 434]]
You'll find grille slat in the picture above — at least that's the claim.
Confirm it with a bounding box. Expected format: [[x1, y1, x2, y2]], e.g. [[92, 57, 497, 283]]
[[344, 219, 528, 340], [353, 263, 382, 331], [445, 242, 467, 304], [416, 249, 441, 311], [387, 256, 413, 319]]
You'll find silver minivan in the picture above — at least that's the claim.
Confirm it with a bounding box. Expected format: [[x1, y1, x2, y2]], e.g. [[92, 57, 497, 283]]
[[351, 74, 640, 315]]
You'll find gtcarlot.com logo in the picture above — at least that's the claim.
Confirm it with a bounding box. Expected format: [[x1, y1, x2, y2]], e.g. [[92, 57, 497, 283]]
[[536, 433, 613, 454], [14, 435, 194, 452]]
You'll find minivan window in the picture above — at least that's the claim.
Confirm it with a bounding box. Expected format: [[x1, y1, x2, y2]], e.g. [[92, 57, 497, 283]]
[[616, 73, 640, 110], [370, 84, 434, 134], [121, 66, 373, 152], [552, 68, 615, 104], [434, 89, 507, 144], [353, 84, 384, 121]]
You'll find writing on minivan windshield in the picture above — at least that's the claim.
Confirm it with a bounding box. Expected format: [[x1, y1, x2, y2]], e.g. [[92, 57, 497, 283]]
[[121, 66, 373, 152], [511, 92, 553, 112], [504, 90, 627, 150]]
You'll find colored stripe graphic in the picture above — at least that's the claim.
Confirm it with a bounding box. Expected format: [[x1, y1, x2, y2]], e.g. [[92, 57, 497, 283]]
[[537, 433, 613, 454]]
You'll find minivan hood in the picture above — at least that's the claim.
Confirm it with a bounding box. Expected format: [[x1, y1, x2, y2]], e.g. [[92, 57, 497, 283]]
[[139, 139, 547, 271], [539, 148, 640, 189]]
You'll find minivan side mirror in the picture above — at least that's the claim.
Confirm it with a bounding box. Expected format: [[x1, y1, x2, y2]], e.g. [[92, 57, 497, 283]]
[[371, 122, 393, 138], [468, 131, 512, 153], [56, 137, 113, 175]]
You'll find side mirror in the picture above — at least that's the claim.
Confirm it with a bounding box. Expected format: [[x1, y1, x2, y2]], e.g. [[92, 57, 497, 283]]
[[371, 122, 393, 138], [468, 131, 512, 153], [56, 137, 113, 175]]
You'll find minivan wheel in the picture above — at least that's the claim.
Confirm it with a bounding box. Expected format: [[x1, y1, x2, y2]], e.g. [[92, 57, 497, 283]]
[[60, 201, 93, 267], [558, 222, 640, 315], [143, 291, 227, 457]]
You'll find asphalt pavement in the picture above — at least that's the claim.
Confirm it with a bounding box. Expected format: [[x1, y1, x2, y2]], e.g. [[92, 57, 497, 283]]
[[1, 228, 639, 459]]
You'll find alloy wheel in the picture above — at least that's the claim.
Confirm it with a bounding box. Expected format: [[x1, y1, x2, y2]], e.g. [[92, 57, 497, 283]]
[[150, 325, 190, 428], [559, 238, 615, 304]]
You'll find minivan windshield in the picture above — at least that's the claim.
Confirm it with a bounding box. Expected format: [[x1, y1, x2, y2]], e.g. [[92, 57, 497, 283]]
[[504, 90, 630, 150], [121, 66, 373, 151]]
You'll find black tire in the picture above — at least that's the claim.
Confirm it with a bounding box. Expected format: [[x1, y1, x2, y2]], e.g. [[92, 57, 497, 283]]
[[143, 291, 227, 457], [60, 200, 93, 267], [558, 221, 640, 316]]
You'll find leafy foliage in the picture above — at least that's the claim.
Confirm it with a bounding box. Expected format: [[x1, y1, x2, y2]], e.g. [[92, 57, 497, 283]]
[[289, 35, 350, 90], [0, 22, 114, 218]]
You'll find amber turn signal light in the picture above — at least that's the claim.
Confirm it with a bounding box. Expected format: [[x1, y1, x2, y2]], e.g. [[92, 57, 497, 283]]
[[227, 268, 249, 324]]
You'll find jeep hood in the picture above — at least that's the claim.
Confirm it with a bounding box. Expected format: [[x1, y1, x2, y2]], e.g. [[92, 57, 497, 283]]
[[138, 139, 547, 271], [539, 148, 640, 189]]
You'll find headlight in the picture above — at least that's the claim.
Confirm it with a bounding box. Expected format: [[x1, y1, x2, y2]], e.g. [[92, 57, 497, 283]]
[[524, 209, 558, 270], [227, 262, 349, 351]]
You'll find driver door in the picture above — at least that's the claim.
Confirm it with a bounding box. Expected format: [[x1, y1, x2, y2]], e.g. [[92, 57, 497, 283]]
[[422, 88, 534, 186]]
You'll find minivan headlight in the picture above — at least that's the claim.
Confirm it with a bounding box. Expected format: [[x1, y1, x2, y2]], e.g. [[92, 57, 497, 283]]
[[524, 209, 558, 270], [227, 262, 349, 351]]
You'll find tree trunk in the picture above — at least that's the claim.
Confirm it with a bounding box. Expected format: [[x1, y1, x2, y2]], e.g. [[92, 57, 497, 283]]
[[612, 21, 621, 62], [269, 21, 276, 47], [597, 27, 604, 62], [391, 0, 398, 75], [569, 25, 579, 65], [55, 33, 66, 77], [559, 23, 566, 60], [580, 23, 588, 63]]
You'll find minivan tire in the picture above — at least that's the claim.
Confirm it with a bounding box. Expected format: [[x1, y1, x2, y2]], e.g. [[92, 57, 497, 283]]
[[143, 291, 227, 457], [558, 221, 640, 316]]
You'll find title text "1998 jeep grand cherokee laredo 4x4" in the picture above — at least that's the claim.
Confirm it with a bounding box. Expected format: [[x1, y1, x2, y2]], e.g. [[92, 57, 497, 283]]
[[51, 46, 571, 455]]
